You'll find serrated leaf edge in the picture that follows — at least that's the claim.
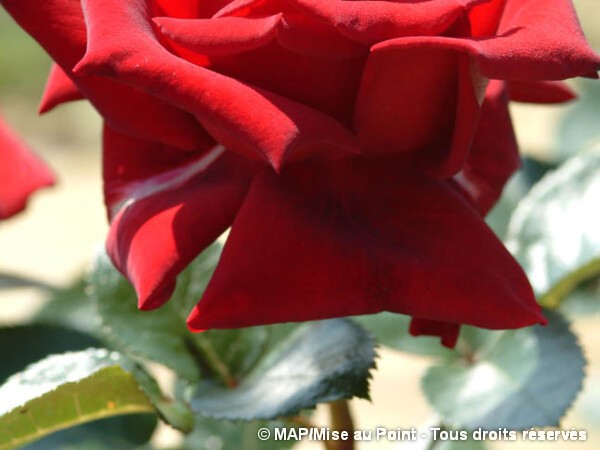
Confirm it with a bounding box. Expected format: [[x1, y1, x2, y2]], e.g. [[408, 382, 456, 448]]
[[420, 313, 587, 431]]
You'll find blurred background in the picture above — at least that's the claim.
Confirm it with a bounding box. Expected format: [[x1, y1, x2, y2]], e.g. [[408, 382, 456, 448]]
[[1, 1, 599, 449]]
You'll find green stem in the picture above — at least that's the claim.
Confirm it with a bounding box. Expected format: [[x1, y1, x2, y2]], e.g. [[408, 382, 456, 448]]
[[540, 259, 600, 309], [188, 334, 237, 388], [327, 400, 355, 450]]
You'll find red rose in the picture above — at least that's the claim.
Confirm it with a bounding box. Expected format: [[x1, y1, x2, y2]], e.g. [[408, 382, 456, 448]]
[[0, 112, 54, 219], [3, 0, 598, 346]]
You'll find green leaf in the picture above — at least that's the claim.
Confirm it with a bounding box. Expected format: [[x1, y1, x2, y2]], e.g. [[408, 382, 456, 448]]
[[0, 349, 155, 450], [560, 276, 600, 316], [33, 278, 100, 337], [89, 252, 205, 382], [485, 171, 531, 241], [0, 325, 99, 384], [90, 246, 376, 421], [169, 244, 222, 314], [484, 159, 552, 243], [0, 349, 193, 450], [556, 79, 600, 162], [20, 414, 157, 450], [422, 310, 585, 430], [187, 327, 276, 383], [520, 157, 558, 188], [171, 244, 300, 382], [0, 273, 57, 293], [507, 147, 600, 308], [190, 319, 377, 420], [353, 313, 454, 358], [0, 325, 157, 449], [183, 417, 296, 450], [90, 244, 296, 383]]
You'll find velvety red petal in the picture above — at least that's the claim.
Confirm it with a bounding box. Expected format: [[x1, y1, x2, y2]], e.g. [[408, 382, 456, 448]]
[[104, 126, 255, 310], [374, 0, 600, 81], [213, 0, 266, 18], [153, 15, 281, 56], [354, 47, 483, 177], [1, 0, 210, 150], [75, 0, 359, 170], [0, 114, 54, 219], [508, 80, 576, 104], [38, 64, 84, 114], [155, 7, 366, 121], [212, 0, 366, 58], [285, 0, 486, 45], [276, 12, 366, 59], [493, 0, 600, 79], [188, 157, 544, 335], [208, 40, 366, 127], [103, 127, 215, 221], [421, 55, 486, 178], [454, 80, 519, 215], [152, 0, 198, 18], [410, 318, 461, 348], [467, 0, 506, 37], [354, 47, 459, 156], [152, 0, 228, 19]]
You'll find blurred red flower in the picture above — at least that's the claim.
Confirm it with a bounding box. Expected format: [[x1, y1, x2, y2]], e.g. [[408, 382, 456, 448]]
[[0, 112, 54, 220]]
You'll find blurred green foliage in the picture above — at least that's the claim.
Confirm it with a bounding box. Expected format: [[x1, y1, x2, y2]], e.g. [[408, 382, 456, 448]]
[[0, 10, 51, 102]]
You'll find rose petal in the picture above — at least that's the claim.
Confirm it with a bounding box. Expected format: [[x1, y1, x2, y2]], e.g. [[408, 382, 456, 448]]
[[189, 157, 544, 336], [454, 80, 519, 215], [207, 38, 366, 126], [213, 0, 265, 19], [155, 12, 365, 122], [421, 55, 486, 178], [276, 12, 366, 59], [0, 114, 54, 219], [103, 127, 217, 220], [75, 0, 359, 170], [493, 0, 600, 78], [1, 0, 210, 150], [153, 0, 228, 19], [468, 0, 507, 37], [354, 47, 460, 156], [153, 15, 281, 56], [212, 0, 367, 58], [374, 0, 600, 81], [410, 318, 461, 348], [354, 47, 484, 177], [104, 126, 255, 310], [284, 0, 487, 45], [152, 0, 202, 19], [509, 80, 577, 104], [38, 64, 84, 114]]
